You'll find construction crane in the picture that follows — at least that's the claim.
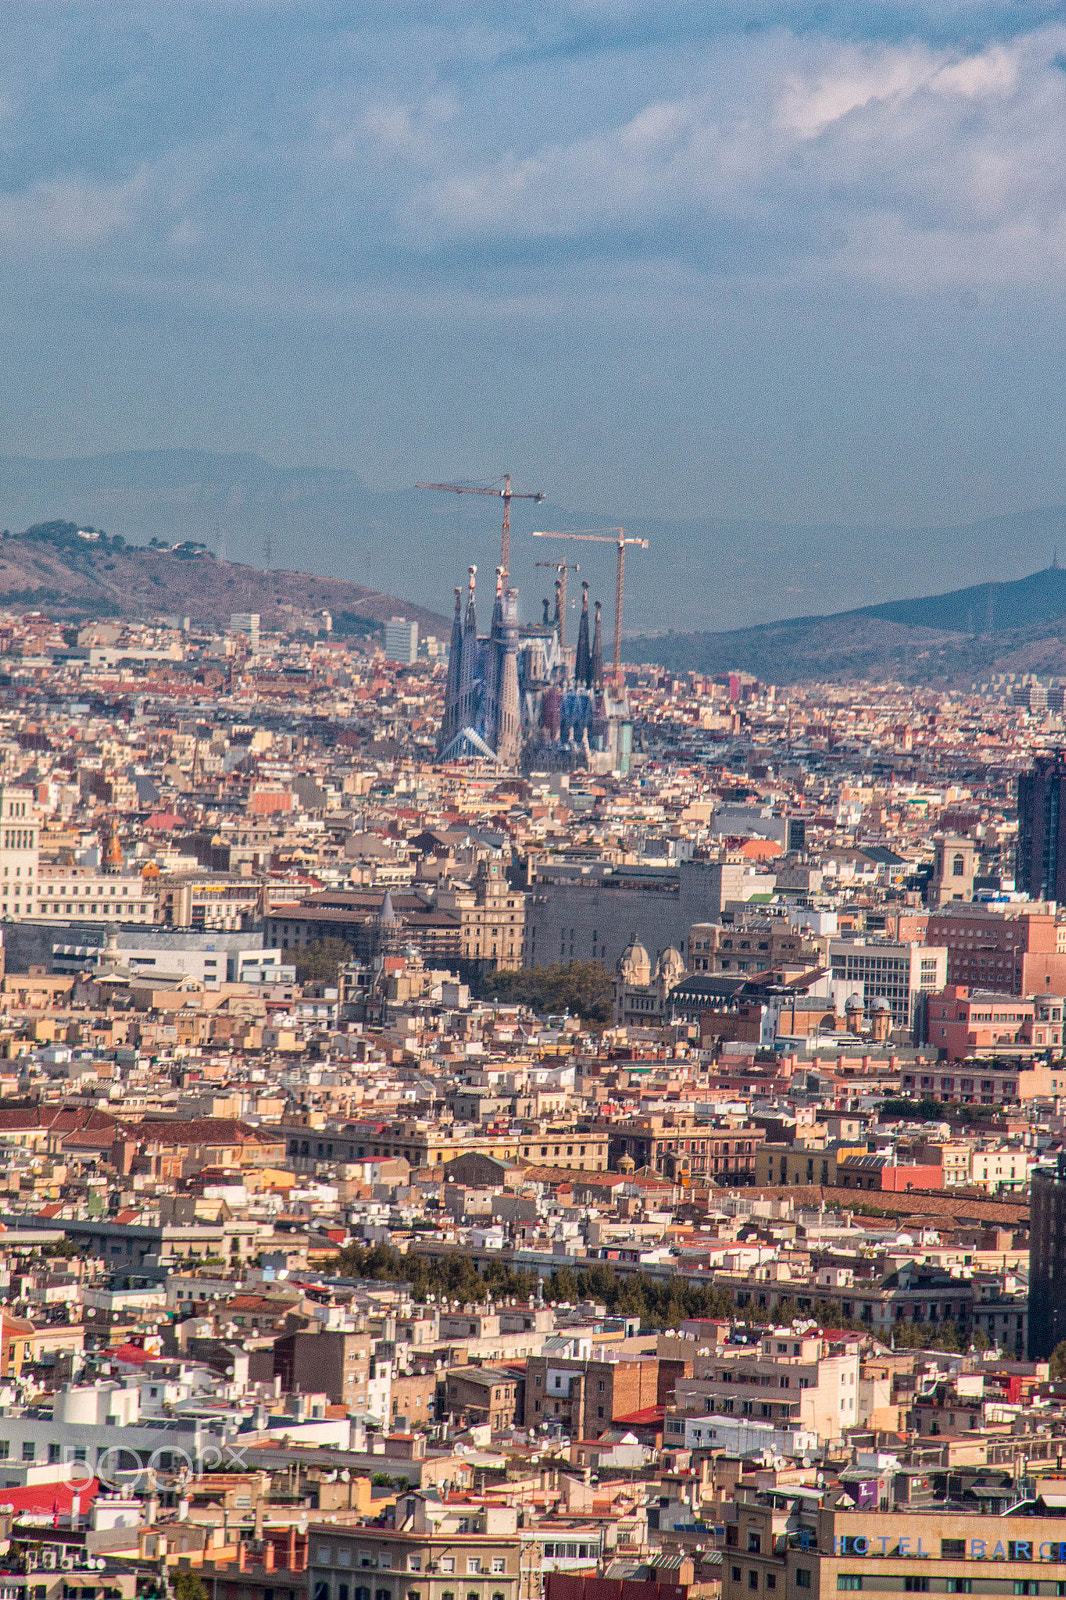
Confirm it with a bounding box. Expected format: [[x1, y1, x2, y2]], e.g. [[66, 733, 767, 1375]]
[[534, 559, 580, 650], [416, 473, 545, 577], [532, 527, 648, 692]]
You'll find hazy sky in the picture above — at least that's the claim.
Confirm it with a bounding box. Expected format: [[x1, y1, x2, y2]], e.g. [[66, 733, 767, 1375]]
[[4, 2, 1066, 528]]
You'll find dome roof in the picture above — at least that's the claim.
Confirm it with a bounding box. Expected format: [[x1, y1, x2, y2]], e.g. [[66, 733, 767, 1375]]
[[844, 993, 864, 1012], [618, 938, 652, 985], [658, 945, 685, 981], [870, 995, 892, 1012]]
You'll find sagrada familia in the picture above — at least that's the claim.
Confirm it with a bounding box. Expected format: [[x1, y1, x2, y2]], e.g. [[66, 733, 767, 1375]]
[[437, 565, 632, 771]]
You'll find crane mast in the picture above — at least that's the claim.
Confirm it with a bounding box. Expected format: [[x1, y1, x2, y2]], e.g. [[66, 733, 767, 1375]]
[[532, 527, 648, 692]]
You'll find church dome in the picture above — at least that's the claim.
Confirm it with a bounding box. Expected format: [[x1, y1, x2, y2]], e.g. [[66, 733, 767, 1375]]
[[657, 945, 685, 984], [618, 938, 652, 986]]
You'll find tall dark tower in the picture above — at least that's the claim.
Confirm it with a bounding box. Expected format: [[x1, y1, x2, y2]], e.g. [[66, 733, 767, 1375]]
[[1017, 753, 1066, 902], [1029, 1155, 1066, 1358], [575, 581, 591, 688], [591, 600, 604, 691]]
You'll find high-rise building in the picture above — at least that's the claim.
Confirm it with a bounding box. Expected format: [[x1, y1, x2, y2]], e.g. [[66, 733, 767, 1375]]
[[383, 615, 418, 664], [0, 786, 39, 920], [228, 611, 260, 649], [1028, 1154, 1066, 1358], [1017, 752, 1066, 902]]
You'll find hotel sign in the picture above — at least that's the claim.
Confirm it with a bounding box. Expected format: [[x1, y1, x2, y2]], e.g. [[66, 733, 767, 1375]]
[[830, 1536, 1066, 1561]]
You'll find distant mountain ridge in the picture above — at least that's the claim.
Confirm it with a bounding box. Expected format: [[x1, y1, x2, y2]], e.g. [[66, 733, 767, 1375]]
[[6, 449, 1066, 634], [628, 563, 1066, 685]]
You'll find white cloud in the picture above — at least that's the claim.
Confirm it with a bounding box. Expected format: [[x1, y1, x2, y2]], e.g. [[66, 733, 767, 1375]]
[[389, 23, 1066, 290]]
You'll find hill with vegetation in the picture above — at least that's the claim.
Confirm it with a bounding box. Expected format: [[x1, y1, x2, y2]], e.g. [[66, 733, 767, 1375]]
[[628, 562, 1066, 685], [0, 521, 445, 635]]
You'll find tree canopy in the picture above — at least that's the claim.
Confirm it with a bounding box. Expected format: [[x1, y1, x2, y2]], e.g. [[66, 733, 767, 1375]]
[[482, 959, 612, 1023], [291, 937, 353, 983]]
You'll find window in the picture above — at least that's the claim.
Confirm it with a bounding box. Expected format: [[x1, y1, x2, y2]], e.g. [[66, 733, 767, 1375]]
[[467, 1562, 481, 1576], [21, 1443, 34, 1462], [796, 1574, 811, 1590], [838, 1581, 862, 1593], [1014, 1587, 1037, 1597], [440, 1563, 455, 1575], [904, 1582, 930, 1594], [732, 1570, 742, 1584], [748, 1536, 761, 1554], [941, 1542, 965, 1560], [491, 1563, 504, 1576], [748, 1575, 758, 1592], [947, 1584, 972, 1595]]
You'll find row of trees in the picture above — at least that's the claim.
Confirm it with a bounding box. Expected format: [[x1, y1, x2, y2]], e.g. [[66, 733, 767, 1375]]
[[324, 1244, 993, 1348], [877, 1097, 1007, 1125]]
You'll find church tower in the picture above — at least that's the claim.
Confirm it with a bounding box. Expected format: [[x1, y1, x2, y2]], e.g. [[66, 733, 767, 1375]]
[[457, 566, 479, 730], [591, 600, 604, 691], [575, 581, 591, 688], [439, 586, 464, 752]]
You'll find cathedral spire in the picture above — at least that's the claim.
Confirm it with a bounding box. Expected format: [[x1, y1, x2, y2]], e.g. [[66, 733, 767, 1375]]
[[575, 581, 591, 688], [591, 599, 604, 690], [439, 586, 464, 753], [457, 565, 479, 729]]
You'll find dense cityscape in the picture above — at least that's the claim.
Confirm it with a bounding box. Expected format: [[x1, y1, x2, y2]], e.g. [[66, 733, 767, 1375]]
[[0, 536, 1056, 1600]]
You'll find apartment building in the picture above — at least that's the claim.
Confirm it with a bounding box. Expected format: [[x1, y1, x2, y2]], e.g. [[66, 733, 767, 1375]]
[[273, 1330, 375, 1413], [687, 920, 818, 975], [671, 1329, 860, 1444], [290, 1119, 608, 1173], [36, 866, 157, 923], [157, 872, 262, 930], [436, 858, 525, 973], [828, 939, 946, 1035], [306, 1514, 525, 1600], [926, 902, 1066, 996], [599, 1111, 764, 1183], [522, 1342, 668, 1438]]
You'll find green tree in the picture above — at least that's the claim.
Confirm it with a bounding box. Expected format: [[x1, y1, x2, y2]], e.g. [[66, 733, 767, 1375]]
[[172, 1573, 208, 1600], [291, 938, 353, 984], [482, 960, 613, 1024], [1050, 1340, 1066, 1379]]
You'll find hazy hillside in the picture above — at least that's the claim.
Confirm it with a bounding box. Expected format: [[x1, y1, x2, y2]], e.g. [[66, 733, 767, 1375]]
[[4, 450, 1066, 634], [627, 563, 1066, 685], [0, 521, 447, 634]]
